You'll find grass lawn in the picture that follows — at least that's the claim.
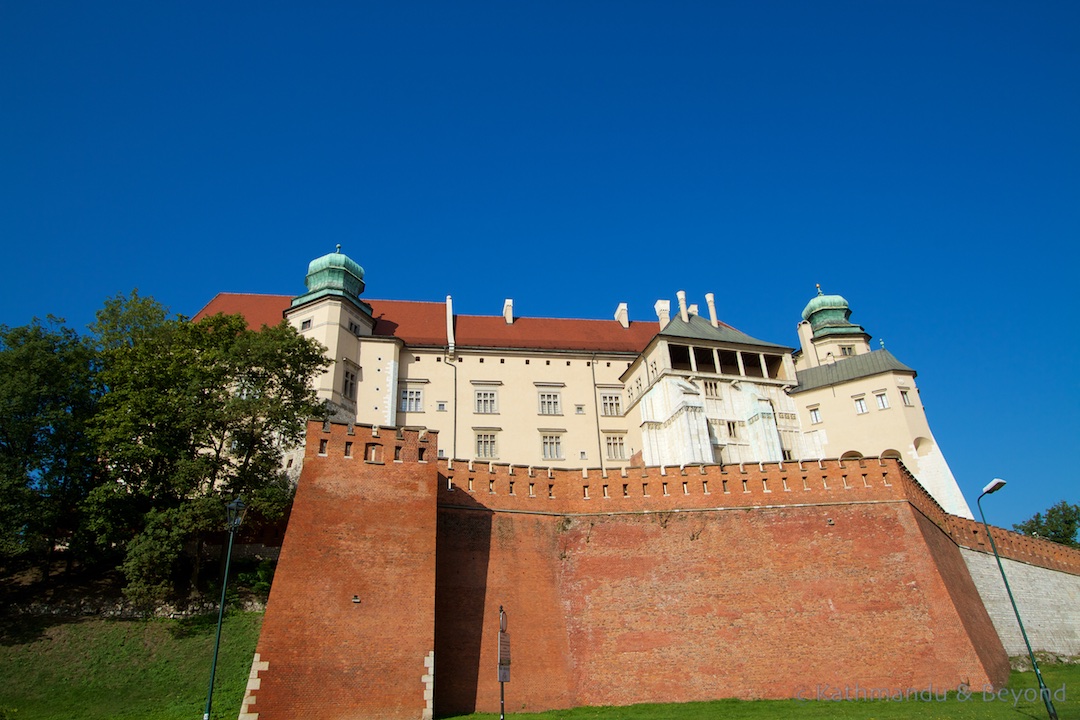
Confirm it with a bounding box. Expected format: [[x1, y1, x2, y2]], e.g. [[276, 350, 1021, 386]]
[[443, 664, 1080, 720], [0, 613, 1076, 720], [0, 612, 261, 720]]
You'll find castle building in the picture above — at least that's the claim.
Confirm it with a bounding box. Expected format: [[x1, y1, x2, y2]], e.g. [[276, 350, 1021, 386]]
[[195, 247, 971, 518]]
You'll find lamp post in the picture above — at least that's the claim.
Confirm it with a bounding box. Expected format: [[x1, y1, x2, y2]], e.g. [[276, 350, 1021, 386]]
[[203, 497, 247, 720], [977, 479, 1057, 720]]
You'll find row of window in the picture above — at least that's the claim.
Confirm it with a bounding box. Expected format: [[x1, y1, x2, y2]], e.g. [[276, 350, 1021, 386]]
[[474, 433, 627, 461], [808, 389, 913, 424], [394, 388, 625, 416]]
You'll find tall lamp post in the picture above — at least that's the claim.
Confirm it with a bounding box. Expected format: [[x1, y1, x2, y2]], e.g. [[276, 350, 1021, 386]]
[[203, 497, 247, 720], [977, 479, 1057, 720]]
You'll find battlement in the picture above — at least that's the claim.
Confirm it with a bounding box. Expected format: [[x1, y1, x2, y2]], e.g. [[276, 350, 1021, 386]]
[[303, 419, 438, 464], [436, 455, 928, 517], [947, 514, 1080, 576]]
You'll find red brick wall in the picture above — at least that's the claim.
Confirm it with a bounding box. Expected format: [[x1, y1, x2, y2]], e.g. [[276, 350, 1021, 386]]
[[247, 422, 439, 720], [434, 457, 1010, 712], [252, 432, 1019, 718]]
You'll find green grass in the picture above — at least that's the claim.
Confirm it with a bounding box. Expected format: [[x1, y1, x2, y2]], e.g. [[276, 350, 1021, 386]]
[[0, 615, 1075, 720], [443, 664, 1080, 720], [0, 612, 261, 720]]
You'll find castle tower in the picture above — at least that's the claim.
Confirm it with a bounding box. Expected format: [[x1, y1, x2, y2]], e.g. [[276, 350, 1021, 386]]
[[790, 288, 973, 518], [285, 246, 397, 425]]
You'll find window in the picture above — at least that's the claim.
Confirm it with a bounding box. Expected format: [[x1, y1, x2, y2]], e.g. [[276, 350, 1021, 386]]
[[575, 405, 585, 415], [400, 389, 423, 412], [538, 392, 561, 415], [901, 390, 912, 406], [727, 421, 738, 439], [875, 393, 889, 410], [437, 401, 447, 412], [605, 435, 626, 460], [343, 369, 357, 401], [541, 435, 563, 460], [475, 390, 497, 414], [703, 380, 720, 398], [840, 345, 855, 356], [300, 319, 312, 331], [347, 320, 361, 335], [854, 397, 868, 414], [809, 407, 822, 424], [475, 433, 497, 459], [601, 393, 623, 416]]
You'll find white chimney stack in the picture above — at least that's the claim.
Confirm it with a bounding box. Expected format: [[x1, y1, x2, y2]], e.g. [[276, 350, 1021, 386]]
[[503, 298, 514, 324], [654, 300, 671, 330], [676, 291, 689, 323], [614, 302, 629, 329], [705, 292, 719, 328], [445, 295, 455, 355]]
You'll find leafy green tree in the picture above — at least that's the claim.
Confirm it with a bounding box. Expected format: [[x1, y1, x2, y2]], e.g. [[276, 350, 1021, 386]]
[[1014, 500, 1080, 548], [0, 317, 98, 575], [86, 294, 328, 605]]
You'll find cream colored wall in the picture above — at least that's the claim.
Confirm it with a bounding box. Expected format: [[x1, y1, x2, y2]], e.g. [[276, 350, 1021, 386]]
[[793, 371, 972, 517], [394, 348, 639, 467]]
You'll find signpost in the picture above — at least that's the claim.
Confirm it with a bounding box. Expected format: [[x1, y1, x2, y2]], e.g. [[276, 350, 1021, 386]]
[[498, 605, 510, 720]]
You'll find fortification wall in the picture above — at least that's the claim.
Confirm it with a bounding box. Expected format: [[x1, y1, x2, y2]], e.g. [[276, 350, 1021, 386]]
[[241, 422, 440, 720], [433, 457, 1010, 713]]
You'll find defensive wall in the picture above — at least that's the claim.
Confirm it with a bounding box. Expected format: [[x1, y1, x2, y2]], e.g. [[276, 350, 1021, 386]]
[[243, 420, 1080, 719]]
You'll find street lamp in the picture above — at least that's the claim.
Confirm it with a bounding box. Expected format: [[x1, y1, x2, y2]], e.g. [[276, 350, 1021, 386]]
[[977, 479, 1057, 720], [203, 497, 247, 720]]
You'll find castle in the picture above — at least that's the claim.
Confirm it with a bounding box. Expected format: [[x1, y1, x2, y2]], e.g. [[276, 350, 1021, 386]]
[[193, 249, 1080, 720]]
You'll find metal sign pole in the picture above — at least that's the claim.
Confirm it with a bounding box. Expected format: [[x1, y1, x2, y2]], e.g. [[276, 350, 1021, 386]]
[[498, 605, 509, 720]]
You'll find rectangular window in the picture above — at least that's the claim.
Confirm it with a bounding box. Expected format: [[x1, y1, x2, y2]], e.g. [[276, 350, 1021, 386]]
[[727, 421, 738, 439], [605, 435, 626, 460], [854, 397, 868, 414], [901, 390, 912, 406], [876, 393, 889, 410], [348, 320, 361, 335], [538, 392, 561, 415], [809, 407, 821, 424], [601, 393, 623, 416], [343, 369, 356, 400], [300, 319, 312, 331], [840, 345, 855, 356], [475, 390, 497, 414], [400, 389, 423, 412], [541, 435, 563, 460], [475, 433, 497, 459], [703, 380, 720, 398]]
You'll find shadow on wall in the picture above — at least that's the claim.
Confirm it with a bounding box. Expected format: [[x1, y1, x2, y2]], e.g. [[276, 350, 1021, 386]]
[[434, 489, 492, 717]]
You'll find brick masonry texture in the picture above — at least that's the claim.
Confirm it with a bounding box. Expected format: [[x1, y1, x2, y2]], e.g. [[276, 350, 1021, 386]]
[[247, 422, 1080, 718], [246, 422, 439, 720]]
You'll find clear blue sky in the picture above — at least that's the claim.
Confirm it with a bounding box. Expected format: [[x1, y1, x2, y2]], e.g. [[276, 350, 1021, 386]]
[[2, 2, 1077, 530]]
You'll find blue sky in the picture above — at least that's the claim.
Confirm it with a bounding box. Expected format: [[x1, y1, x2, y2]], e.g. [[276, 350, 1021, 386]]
[[2, 2, 1077, 530]]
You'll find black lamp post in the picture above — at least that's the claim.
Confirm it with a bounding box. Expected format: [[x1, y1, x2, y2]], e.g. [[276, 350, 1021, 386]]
[[977, 479, 1057, 720], [203, 497, 247, 720]]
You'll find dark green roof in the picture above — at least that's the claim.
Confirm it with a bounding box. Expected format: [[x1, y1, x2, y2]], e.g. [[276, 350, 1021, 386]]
[[791, 349, 915, 393], [659, 313, 791, 351]]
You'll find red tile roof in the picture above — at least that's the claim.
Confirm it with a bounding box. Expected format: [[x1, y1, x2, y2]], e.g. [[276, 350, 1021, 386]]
[[192, 293, 659, 353]]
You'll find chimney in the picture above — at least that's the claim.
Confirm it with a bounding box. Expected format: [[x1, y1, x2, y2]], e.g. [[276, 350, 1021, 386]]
[[676, 291, 689, 323], [654, 299, 671, 330], [445, 295, 455, 356], [705, 292, 719, 328], [614, 302, 629, 329], [503, 298, 514, 324]]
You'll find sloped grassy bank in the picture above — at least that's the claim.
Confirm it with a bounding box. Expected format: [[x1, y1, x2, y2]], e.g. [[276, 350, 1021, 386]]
[[0, 612, 261, 720]]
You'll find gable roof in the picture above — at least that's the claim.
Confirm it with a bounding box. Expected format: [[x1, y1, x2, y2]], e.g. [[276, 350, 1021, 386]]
[[193, 292, 659, 354], [791, 349, 915, 393]]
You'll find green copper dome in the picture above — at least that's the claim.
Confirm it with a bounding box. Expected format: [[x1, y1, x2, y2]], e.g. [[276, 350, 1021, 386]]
[[290, 244, 369, 311], [801, 285, 866, 339]]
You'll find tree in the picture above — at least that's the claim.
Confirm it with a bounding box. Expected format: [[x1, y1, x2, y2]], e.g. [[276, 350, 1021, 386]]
[[1013, 500, 1080, 549], [85, 295, 328, 605], [0, 317, 98, 575]]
